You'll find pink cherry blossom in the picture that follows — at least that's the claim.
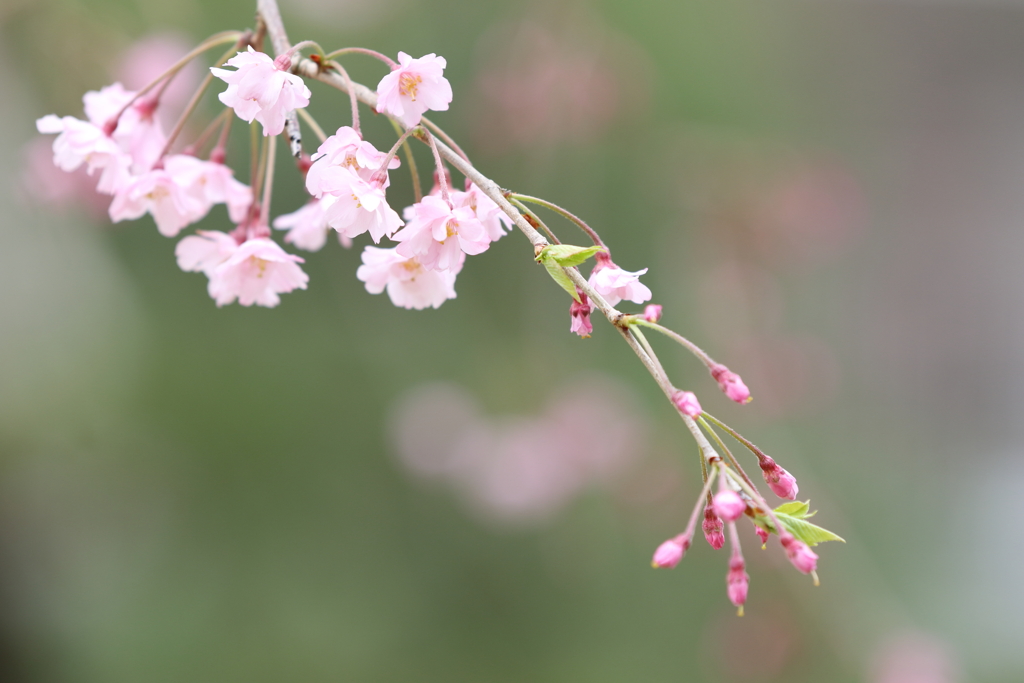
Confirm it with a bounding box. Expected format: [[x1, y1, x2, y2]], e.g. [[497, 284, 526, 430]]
[[175, 230, 240, 275], [726, 555, 749, 609], [273, 198, 351, 251], [710, 363, 752, 404], [317, 174, 404, 243], [703, 504, 725, 549], [356, 246, 459, 310], [652, 534, 690, 569], [758, 456, 799, 500], [35, 114, 130, 194], [671, 390, 702, 417], [108, 167, 205, 237], [376, 52, 453, 127], [588, 263, 652, 306], [713, 489, 746, 523], [570, 294, 593, 337], [209, 237, 308, 307], [453, 182, 512, 242], [163, 154, 252, 224], [780, 532, 818, 574], [643, 304, 662, 323], [84, 83, 166, 175], [211, 46, 311, 136], [393, 195, 490, 271], [305, 126, 399, 195]]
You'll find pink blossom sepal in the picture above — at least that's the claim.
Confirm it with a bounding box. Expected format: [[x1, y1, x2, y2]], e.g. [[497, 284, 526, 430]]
[[588, 262, 652, 307], [651, 534, 690, 569], [710, 363, 752, 404], [702, 504, 725, 549], [376, 52, 453, 128], [211, 46, 311, 136], [570, 293, 593, 338], [780, 532, 818, 575], [356, 246, 459, 310], [713, 489, 746, 523], [759, 456, 799, 500], [671, 390, 702, 418], [754, 524, 770, 547], [643, 304, 662, 323], [726, 555, 749, 614], [176, 232, 308, 307]]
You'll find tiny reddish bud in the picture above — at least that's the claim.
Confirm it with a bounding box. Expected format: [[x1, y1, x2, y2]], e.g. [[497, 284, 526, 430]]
[[208, 146, 226, 164], [759, 455, 799, 500], [273, 53, 292, 71], [651, 534, 690, 568], [702, 505, 725, 549], [755, 525, 770, 546], [713, 489, 746, 522], [710, 363, 751, 404], [671, 390, 702, 417], [643, 304, 662, 323], [726, 555, 749, 610], [780, 532, 818, 574]]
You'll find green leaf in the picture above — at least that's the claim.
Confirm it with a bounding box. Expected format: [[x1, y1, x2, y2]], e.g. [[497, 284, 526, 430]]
[[542, 261, 580, 301], [775, 501, 811, 518], [536, 244, 605, 268], [774, 513, 845, 546]]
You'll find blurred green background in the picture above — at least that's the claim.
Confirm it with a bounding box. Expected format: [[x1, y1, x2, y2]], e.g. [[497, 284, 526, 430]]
[[2, 0, 1021, 681]]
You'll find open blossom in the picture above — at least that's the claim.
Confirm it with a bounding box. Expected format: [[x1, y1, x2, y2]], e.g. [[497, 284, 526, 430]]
[[651, 535, 690, 569], [305, 126, 399, 195], [211, 46, 311, 136], [163, 155, 252, 224], [273, 198, 351, 251], [393, 195, 490, 271], [453, 182, 512, 242], [376, 52, 453, 127], [356, 246, 458, 310], [589, 262, 652, 306], [317, 175, 404, 243], [36, 115, 130, 194], [176, 232, 308, 307]]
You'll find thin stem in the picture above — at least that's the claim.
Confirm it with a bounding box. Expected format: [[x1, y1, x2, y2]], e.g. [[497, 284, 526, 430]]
[[509, 198, 561, 245], [511, 193, 606, 248], [325, 60, 361, 136], [249, 122, 260, 197], [188, 107, 233, 155], [681, 465, 720, 541], [697, 416, 758, 494], [633, 320, 715, 369], [702, 413, 769, 465], [259, 133, 278, 226], [722, 467, 786, 541], [388, 119, 422, 203], [214, 109, 235, 156], [631, 327, 668, 384], [254, 134, 270, 208], [158, 41, 243, 158], [374, 127, 417, 181], [322, 47, 397, 69], [297, 107, 327, 143], [110, 31, 245, 127], [421, 129, 452, 206], [699, 446, 712, 504], [420, 117, 471, 164]]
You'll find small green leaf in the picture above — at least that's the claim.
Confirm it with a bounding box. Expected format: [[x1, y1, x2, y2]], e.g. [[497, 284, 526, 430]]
[[542, 261, 580, 301], [775, 501, 811, 518], [774, 513, 845, 546], [536, 244, 605, 268]]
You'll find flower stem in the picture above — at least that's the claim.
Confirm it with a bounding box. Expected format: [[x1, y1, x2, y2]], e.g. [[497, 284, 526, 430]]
[[259, 133, 278, 227], [388, 119, 422, 203], [421, 129, 452, 207], [296, 108, 327, 143], [510, 193, 606, 248], [632, 320, 715, 368], [697, 416, 758, 495], [322, 47, 397, 69], [374, 127, 417, 182], [325, 59, 361, 136], [701, 413, 770, 466], [419, 117, 471, 164], [509, 198, 561, 245]]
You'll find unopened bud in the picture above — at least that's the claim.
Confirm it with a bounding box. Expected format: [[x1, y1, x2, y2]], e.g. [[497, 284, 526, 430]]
[[759, 455, 799, 500], [780, 532, 818, 574], [651, 534, 691, 568], [754, 525, 769, 546], [713, 489, 746, 522], [643, 304, 662, 323], [726, 555, 749, 611], [273, 53, 292, 71], [702, 505, 725, 549], [710, 363, 751, 404], [671, 390, 702, 417]]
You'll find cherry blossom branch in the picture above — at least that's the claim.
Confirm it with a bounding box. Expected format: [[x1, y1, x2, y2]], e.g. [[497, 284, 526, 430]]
[[508, 198, 562, 245], [697, 416, 758, 494], [419, 118, 471, 164]]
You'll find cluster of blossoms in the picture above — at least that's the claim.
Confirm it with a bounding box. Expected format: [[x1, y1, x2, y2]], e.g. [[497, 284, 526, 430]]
[[34, 0, 841, 616]]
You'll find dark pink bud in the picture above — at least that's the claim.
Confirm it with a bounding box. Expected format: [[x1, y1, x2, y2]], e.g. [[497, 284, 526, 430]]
[[643, 304, 662, 323], [651, 534, 691, 568], [710, 363, 751, 404], [570, 293, 593, 338], [754, 525, 769, 546], [780, 532, 818, 574], [671, 390, 702, 417], [208, 146, 227, 164], [726, 556, 749, 611], [713, 489, 746, 522], [702, 505, 725, 549], [759, 456, 799, 500]]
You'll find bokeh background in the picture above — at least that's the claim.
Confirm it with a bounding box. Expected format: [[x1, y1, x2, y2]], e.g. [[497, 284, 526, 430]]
[[1, 0, 1021, 681]]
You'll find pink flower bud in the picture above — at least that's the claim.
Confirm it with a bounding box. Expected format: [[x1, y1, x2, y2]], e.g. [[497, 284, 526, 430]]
[[671, 390, 702, 417], [726, 556, 749, 609], [643, 304, 662, 323], [759, 456, 799, 500], [651, 534, 691, 569], [710, 363, 751, 404], [780, 532, 818, 574], [570, 294, 593, 338], [713, 489, 747, 522], [754, 525, 769, 546], [702, 504, 725, 549]]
